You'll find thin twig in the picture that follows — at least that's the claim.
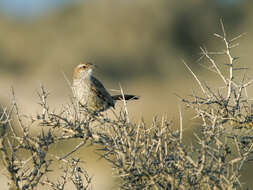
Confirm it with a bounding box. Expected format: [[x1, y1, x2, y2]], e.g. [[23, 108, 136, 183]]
[[178, 104, 183, 143], [119, 83, 129, 123], [182, 59, 208, 97]]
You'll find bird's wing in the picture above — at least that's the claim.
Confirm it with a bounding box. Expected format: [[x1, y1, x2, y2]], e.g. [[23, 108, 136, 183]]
[[90, 76, 115, 107]]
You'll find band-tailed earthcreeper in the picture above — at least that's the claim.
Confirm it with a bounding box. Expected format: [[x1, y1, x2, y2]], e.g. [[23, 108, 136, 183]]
[[72, 62, 139, 113]]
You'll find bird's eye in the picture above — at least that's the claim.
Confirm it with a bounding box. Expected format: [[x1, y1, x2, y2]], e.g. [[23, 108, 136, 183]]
[[82, 65, 86, 69]]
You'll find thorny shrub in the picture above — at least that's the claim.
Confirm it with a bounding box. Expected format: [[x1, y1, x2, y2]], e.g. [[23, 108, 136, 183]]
[[0, 20, 253, 190]]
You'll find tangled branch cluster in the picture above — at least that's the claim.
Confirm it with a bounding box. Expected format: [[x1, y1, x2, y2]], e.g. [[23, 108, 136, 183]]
[[0, 20, 253, 190]]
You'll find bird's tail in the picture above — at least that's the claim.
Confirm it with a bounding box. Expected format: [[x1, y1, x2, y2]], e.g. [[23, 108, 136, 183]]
[[112, 94, 139, 101]]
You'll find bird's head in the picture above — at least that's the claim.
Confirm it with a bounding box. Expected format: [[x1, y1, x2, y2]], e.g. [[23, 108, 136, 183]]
[[73, 62, 95, 80]]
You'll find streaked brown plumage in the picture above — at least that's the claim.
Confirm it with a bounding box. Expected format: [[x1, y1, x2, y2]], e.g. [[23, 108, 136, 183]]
[[72, 62, 139, 112]]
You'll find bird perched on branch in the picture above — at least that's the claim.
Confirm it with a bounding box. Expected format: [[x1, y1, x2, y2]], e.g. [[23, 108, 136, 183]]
[[72, 62, 139, 113]]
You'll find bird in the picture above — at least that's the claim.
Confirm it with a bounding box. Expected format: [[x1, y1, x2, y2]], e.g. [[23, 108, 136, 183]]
[[72, 62, 139, 113]]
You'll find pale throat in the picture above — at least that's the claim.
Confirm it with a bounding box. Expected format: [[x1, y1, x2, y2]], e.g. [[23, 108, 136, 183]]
[[87, 68, 92, 78], [79, 68, 93, 82]]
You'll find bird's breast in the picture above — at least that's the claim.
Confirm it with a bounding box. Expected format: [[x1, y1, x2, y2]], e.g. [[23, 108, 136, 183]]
[[72, 79, 90, 103]]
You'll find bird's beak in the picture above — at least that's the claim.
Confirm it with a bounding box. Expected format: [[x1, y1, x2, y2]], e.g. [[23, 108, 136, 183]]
[[92, 63, 97, 69], [87, 62, 97, 69]]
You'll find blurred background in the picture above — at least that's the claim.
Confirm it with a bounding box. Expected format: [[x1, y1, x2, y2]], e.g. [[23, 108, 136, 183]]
[[0, 0, 253, 189]]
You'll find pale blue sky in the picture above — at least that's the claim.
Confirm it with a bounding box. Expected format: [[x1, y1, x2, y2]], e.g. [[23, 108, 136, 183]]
[[0, 0, 242, 19], [0, 0, 80, 18]]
